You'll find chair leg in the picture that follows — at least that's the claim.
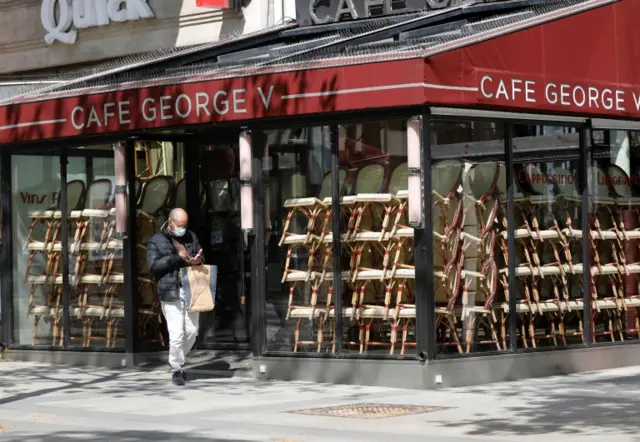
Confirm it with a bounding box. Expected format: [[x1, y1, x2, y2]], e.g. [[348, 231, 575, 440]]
[[488, 316, 501, 351], [608, 310, 615, 342], [617, 312, 624, 341], [364, 320, 372, 354], [449, 315, 462, 354], [529, 315, 537, 348], [400, 319, 410, 356], [558, 316, 567, 346], [23, 219, 40, 249], [32, 316, 41, 345], [359, 322, 366, 354], [390, 320, 398, 355], [112, 320, 120, 348], [316, 318, 324, 353], [549, 315, 558, 346], [106, 319, 112, 348], [465, 315, 476, 353], [500, 311, 507, 350], [293, 318, 301, 352]]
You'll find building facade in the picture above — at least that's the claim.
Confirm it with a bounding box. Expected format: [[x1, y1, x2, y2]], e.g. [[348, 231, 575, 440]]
[[2, 0, 640, 389]]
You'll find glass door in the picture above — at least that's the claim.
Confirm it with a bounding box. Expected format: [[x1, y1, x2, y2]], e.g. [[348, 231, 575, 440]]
[[132, 138, 187, 350], [197, 135, 250, 348]]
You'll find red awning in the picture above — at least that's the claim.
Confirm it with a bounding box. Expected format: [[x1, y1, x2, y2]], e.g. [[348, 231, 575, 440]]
[[423, 0, 640, 119], [1, 0, 637, 145], [0, 59, 425, 144]]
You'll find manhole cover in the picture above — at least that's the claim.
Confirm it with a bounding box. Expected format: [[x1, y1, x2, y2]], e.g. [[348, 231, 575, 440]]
[[0, 424, 15, 432], [289, 403, 446, 419]]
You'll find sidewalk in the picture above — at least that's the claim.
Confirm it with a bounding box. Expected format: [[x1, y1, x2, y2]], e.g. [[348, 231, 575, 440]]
[[1, 359, 639, 442]]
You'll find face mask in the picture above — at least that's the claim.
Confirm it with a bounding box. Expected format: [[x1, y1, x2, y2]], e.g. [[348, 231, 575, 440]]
[[169, 221, 187, 238], [172, 227, 186, 237]]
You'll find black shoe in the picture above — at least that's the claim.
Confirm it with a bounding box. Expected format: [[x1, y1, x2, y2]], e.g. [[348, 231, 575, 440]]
[[181, 370, 188, 382], [172, 371, 185, 386]]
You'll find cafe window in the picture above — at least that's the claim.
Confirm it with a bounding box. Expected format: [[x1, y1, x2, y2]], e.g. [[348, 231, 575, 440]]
[[430, 119, 507, 355], [512, 125, 583, 349], [587, 129, 640, 343]]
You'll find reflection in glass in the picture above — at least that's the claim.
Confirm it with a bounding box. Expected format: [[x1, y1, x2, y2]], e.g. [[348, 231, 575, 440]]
[[338, 120, 415, 355], [130, 141, 187, 348], [199, 145, 248, 346], [431, 120, 507, 354], [511, 126, 584, 348], [265, 127, 334, 353], [587, 130, 640, 343], [14, 154, 84, 346]]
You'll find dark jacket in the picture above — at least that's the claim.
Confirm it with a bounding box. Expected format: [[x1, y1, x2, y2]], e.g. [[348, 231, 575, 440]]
[[147, 228, 202, 302]]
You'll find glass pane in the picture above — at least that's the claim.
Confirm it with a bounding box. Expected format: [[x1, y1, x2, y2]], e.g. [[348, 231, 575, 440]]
[[338, 119, 414, 356], [136, 141, 185, 349], [65, 146, 125, 349], [588, 129, 640, 344], [430, 120, 507, 355], [12, 152, 81, 346], [198, 141, 249, 346], [264, 126, 333, 353], [512, 125, 583, 348]]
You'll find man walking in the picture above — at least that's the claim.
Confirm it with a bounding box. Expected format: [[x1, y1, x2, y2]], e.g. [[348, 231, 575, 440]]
[[147, 208, 203, 386]]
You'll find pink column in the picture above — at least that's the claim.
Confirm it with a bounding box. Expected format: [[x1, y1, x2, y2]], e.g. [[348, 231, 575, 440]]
[[113, 142, 127, 234]]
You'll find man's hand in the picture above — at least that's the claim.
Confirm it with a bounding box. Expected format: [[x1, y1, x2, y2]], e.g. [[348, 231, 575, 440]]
[[188, 249, 203, 266], [178, 250, 190, 261]]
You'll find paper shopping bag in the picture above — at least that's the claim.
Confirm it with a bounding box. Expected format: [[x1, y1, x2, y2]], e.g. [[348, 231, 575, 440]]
[[181, 265, 217, 312]]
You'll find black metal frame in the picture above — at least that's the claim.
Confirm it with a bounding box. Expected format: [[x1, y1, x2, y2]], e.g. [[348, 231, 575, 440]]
[[123, 139, 140, 356], [60, 149, 71, 348], [580, 126, 592, 345], [250, 130, 267, 356], [0, 152, 10, 347], [418, 114, 435, 361], [505, 122, 518, 352], [330, 125, 344, 355]]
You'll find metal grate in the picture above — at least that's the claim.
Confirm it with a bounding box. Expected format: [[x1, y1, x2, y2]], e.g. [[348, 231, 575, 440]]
[[288, 403, 446, 419]]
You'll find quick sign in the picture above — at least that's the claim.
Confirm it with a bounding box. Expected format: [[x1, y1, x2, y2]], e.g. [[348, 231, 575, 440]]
[[41, 0, 155, 45], [296, 0, 461, 25]]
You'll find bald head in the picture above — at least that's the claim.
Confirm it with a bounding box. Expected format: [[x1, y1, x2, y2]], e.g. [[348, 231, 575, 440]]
[[168, 208, 189, 237], [169, 208, 188, 225]]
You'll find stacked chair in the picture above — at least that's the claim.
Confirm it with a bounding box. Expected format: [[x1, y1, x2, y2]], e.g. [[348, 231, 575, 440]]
[[24, 174, 174, 347], [24, 180, 85, 345], [431, 160, 465, 353], [280, 170, 345, 353], [278, 151, 640, 354], [280, 162, 417, 355]]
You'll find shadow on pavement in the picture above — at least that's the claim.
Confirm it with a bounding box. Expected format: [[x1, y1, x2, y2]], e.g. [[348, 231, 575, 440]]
[[0, 361, 378, 406], [435, 370, 640, 439], [4, 430, 252, 442]]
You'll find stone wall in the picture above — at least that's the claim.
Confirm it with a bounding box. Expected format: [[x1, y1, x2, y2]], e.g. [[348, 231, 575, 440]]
[[0, 0, 275, 75]]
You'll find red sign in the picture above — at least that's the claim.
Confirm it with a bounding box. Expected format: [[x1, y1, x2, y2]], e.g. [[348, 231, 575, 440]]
[[196, 0, 232, 8], [0, 59, 424, 144]]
